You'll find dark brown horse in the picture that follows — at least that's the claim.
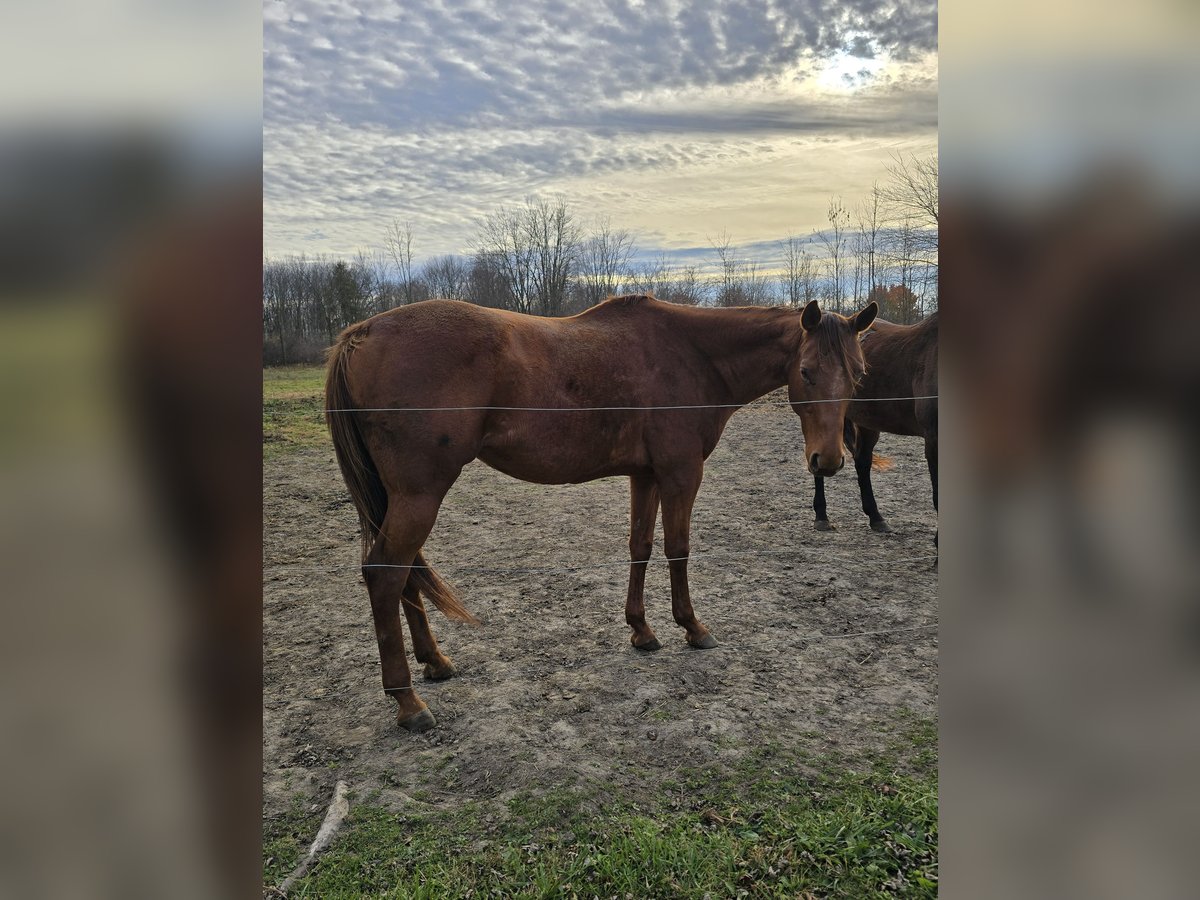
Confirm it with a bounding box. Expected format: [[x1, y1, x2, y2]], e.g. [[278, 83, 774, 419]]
[[812, 312, 938, 533], [326, 294, 877, 731]]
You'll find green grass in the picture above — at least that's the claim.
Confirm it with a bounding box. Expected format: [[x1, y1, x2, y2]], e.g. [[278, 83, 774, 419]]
[[263, 364, 328, 456], [264, 721, 937, 898]]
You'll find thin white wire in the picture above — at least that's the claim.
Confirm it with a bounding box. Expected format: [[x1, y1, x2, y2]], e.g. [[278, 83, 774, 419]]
[[324, 395, 938, 413], [263, 552, 938, 577]]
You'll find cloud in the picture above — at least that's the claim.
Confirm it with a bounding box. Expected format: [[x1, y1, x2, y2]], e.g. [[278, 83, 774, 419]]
[[265, 0, 937, 257]]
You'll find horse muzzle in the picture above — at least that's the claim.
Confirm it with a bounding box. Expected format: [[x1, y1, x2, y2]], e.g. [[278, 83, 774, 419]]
[[809, 452, 845, 477]]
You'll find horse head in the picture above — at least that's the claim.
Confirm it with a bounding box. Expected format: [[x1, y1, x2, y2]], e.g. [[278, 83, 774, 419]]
[[788, 300, 877, 476]]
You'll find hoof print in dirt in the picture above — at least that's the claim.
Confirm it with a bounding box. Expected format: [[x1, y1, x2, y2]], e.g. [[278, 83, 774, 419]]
[[398, 708, 437, 733]]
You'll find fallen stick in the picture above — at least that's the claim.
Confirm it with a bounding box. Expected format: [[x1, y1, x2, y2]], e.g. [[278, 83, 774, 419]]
[[276, 780, 350, 895]]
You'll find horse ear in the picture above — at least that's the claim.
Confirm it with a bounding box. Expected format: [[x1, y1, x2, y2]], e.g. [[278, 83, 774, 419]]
[[854, 301, 878, 333], [801, 300, 822, 331]]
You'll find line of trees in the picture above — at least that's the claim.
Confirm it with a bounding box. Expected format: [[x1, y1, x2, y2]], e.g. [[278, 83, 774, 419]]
[[264, 154, 938, 365]]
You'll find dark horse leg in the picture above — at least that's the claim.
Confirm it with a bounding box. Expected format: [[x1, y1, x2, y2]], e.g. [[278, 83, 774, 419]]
[[363, 491, 447, 732], [626, 474, 662, 651], [401, 583, 457, 681], [925, 433, 938, 513], [854, 427, 891, 533], [813, 475, 833, 531], [659, 464, 718, 649], [925, 431, 939, 548], [916, 397, 938, 545], [814, 419, 856, 531]]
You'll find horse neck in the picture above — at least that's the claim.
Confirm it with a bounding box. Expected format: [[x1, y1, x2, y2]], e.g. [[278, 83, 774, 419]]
[[680, 306, 798, 405]]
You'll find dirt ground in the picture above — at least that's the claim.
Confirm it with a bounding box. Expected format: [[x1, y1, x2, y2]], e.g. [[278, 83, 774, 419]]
[[263, 390, 937, 818]]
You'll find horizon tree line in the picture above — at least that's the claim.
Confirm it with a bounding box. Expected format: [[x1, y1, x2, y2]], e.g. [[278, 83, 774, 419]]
[[264, 154, 937, 365]]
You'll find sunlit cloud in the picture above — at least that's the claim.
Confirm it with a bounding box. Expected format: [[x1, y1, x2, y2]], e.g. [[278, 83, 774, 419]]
[[264, 0, 938, 261]]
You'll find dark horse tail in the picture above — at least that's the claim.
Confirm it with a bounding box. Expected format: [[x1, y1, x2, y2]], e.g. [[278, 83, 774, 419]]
[[325, 323, 478, 624]]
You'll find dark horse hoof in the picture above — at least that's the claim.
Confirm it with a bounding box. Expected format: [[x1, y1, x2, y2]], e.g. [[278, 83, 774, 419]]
[[633, 636, 662, 652], [870, 520, 893, 534], [423, 660, 457, 681], [688, 633, 719, 650], [814, 519, 835, 532], [398, 708, 437, 733]]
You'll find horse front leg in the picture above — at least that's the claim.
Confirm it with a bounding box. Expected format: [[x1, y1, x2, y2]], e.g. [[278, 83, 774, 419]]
[[813, 475, 833, 530], [816, 418, 858, 531], [626, 474, 662, 651], [659, 465, 717, 649]]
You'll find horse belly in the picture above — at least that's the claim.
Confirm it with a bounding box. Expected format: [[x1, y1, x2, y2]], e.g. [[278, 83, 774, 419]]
[[850, 401, 922, 437], [478, 418, 647, 484]]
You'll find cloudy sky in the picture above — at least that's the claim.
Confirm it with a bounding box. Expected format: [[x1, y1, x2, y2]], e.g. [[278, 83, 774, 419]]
[[264, 0, 937, 264]]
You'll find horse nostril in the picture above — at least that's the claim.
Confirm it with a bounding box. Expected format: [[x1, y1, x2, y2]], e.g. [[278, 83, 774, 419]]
[[837, 456, 845, 470], [810, 453, 820, 470]]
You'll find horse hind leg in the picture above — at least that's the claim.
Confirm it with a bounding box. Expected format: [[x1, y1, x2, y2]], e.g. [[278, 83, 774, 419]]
[[625, 475, 662, 651], [854, 428, 891, 533], [363, 494, 446, 732], [401, 578, 457, 680]]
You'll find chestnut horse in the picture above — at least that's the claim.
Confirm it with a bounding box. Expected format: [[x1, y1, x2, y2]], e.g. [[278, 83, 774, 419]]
[[326, 294, 877, 731], [812, 311, 938, 533]]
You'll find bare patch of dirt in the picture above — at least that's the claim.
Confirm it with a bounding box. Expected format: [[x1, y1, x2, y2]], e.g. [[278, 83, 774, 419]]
[[263, 391, 937, 817]]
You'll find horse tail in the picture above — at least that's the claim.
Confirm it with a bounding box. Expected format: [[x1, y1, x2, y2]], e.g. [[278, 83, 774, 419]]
[[871, 453, 894, 472], [325, 324, 478, 625], [409, 550, 478, 624], [326, 323, 387, 561]]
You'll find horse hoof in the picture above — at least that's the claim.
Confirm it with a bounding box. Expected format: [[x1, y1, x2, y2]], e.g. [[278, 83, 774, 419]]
[[633, 636, 662, 652], [398, 708, 437, 733], [814, 520, 835, 532], [688, 633, 719, 650], [870, 521, 893, 534], [423, 659, 457, 681]]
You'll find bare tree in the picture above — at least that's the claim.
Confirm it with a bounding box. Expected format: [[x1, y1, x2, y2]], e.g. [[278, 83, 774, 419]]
[[626, 253, 669, 298], [468, 250, 512, 310], [815, 197, 850, 312], [421, 254, 470, 301], [881, 152, 938, 228], [709, 230, 740, 306], [856, 183, 886, 299], [578, 216, 636, 308], [707, 231, 774, 306], [473, 196, 580, 316], [383, 219, 419, 305], [526, 196, 582, 317], [473, 206, 534, 312], [780, 235, 818, 307]]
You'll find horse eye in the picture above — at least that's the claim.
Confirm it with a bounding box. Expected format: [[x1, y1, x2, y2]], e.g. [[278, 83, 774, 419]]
[[800, 367, 815, 386]]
